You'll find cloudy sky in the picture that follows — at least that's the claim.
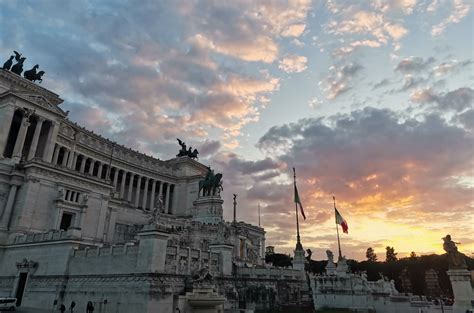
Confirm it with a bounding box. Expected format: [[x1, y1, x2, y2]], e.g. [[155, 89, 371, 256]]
[[1, 0, 472, 260]]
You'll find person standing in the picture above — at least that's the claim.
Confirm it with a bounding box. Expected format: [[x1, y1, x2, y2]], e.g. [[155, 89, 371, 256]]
[[70, 301, 76, 312]]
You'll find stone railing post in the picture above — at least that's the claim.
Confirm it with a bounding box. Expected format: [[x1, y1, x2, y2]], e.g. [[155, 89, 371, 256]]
[[136, 225, 170, 273]]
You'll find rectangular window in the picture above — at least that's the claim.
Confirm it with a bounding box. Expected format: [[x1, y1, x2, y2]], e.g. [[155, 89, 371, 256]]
[[59, 213, 74, 230], [62, 188, 81, 203]]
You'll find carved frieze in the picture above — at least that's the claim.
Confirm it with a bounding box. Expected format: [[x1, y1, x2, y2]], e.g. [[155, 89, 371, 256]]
[[16, 258, 38, 269]]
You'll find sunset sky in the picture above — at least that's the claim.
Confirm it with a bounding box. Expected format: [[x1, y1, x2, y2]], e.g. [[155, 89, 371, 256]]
[[1, 0, 472, 260]]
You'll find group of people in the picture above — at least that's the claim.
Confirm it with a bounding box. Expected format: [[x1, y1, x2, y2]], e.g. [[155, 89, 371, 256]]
[[58, 301, 94, 312]]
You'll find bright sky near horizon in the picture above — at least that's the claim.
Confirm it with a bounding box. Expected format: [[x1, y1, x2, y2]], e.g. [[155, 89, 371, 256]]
[[1, 0, 473, 260]]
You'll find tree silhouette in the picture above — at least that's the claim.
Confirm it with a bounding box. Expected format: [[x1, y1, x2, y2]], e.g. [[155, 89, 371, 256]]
[[386, 246, 398, 262], [366, 247, 377, 262]]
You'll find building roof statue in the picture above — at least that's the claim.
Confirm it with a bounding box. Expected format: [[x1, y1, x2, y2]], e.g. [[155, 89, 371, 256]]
[[176, 138, 199, 159]]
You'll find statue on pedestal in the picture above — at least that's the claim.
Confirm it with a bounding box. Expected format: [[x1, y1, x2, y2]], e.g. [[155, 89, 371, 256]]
[[146, 196, 166, 227], [191, 265, 213, 286], [326, 250, 334, 264], [198, 166, 223, 197], [442, 234, 467, 269]]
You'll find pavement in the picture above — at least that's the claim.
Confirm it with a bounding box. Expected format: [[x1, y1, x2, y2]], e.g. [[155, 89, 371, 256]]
[[1, 308, 55, 313]]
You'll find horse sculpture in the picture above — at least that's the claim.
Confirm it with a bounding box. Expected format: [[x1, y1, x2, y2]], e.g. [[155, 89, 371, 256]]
[[23, 65, 45, 83], [198, 168, 223, 197], [176, 138, 199, 159], [11, 57, 26, 75]]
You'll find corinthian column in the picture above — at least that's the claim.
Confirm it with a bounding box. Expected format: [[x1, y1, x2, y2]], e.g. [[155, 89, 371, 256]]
[[44, 121, 60, 163], [27, 117, 44, 160], [142, 178, 149, 209], [134, 175, 142, 207], [119, 171, 126, 198], [12, 116, 31, 160], [149, 180, 156, 211], [127, 173, 135, 202]]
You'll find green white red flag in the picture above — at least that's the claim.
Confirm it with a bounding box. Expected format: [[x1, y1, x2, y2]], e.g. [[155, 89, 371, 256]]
[[335, 208, 348, 234], [294, 184, 306, 220]]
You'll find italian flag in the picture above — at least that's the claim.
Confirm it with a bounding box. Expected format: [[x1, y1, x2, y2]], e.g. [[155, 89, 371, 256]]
[[294, 184, 306, 220], [335, 208, 348, 234]]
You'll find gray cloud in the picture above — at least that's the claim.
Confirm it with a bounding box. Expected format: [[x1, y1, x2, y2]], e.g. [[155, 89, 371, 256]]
[[372, 78, 392, 90], [1, 0, 308, 158], [410, 87, 474, 112], [395, 56, 436, 74], [322, 62, 364, 99], [258, 107, 473, 215]]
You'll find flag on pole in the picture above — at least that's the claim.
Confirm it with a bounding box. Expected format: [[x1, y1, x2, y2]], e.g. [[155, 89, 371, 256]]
[[335, 208, 348, 234], [294, 184, 306, 220]]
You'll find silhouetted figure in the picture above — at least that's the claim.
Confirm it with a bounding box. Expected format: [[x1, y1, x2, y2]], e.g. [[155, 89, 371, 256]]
[[70, 301, 76, 312], [59, 304, 66, 313], [13, 51, 22, 61], [11, 57, 26, 75], [24, 64, 39, 80], [2, 55, 13, 70], [86, 301, 94, 313], [35, 70, 45, 83]]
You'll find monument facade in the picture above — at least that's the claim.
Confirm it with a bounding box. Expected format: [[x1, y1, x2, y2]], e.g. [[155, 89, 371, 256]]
[[0, 68, 309, 312]]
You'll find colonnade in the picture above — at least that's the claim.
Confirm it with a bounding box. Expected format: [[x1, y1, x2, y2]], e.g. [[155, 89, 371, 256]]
[[2, 108, 176, 213], [1, 108, 58, 162], [51, 144, 175, 212]]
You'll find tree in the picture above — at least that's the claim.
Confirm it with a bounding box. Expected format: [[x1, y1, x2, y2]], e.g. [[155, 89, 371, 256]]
[[385, 246, 398, 262], [409, 251, 417, 260], [366, 247, 377, 262], [265, 253, 292, 268]]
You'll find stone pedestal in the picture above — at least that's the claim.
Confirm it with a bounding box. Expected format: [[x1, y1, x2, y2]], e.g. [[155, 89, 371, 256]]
[[136, 224, 170, 273], [192, 196, 224, 225], [186, 284, 226, 313], [447, 269, 474, 313], [293, 243, 305, 271], [325, 261, 337, 275], [209, 243, 233, 276], [336, 257, 349, 278]]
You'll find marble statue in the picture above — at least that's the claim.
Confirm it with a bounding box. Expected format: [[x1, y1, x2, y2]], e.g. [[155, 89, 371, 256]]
[[191, 265, 213, 285], [326, 250, 334, 263]]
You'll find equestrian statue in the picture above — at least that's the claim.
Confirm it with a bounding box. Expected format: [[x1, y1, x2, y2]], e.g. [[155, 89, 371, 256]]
[[198, 166, 223, 197]]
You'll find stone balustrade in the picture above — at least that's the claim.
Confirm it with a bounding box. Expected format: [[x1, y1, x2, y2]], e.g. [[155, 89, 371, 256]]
[[165, 245, 220, 275], [237, 266, 304, 279], [11, 228, 82, 244]]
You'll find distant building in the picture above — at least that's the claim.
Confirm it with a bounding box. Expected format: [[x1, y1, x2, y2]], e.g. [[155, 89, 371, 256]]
[[266, 246, 275, 255], [425, 268, 441, 296], [400, 268, 413, 293]]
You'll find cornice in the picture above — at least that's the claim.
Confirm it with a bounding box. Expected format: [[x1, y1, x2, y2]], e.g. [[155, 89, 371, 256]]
[[0, 68, 63, 105], [0, 91, 66, 117]]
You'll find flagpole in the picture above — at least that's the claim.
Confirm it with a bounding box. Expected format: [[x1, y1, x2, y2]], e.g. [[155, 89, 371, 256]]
[[293, 168, 301, 247], [334, 196, 342, 261], [258, 203, 261, 227]]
